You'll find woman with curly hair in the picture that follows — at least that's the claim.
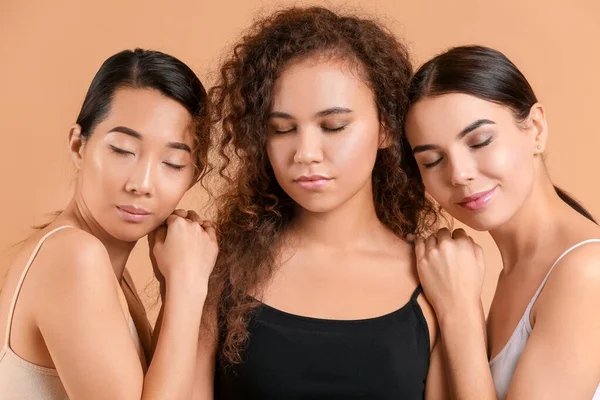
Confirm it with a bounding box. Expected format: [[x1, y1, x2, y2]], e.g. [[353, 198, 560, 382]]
[[187, 6, 450, 399]]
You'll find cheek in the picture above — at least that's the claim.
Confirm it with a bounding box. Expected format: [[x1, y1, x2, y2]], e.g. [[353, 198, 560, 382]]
[[479, 143, 532, 185], [82, 150, 126, 192], [157, 179, 189, 210], [266, 139, 290, 176], [329, 126, 379, 172], [421, 172, 449, 208]]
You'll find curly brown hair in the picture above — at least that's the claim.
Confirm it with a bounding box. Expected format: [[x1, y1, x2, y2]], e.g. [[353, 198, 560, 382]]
[[205, 6, 438, 365]]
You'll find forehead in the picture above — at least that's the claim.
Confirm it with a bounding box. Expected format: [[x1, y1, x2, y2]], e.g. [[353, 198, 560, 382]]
[[271, 58, 375, 115], [406, 93, 512, 143], [97, 88, 194, 144]]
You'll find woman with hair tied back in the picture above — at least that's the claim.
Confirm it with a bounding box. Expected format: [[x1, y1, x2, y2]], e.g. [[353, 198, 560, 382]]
[[405, 45, 600, 399], [0, 48, 218, 399], [188, 6, 451, 399]]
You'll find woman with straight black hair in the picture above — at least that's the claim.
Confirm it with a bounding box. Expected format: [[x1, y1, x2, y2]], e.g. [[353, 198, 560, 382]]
[[405, 45, 600, 399], [0, 48, 217, 399]]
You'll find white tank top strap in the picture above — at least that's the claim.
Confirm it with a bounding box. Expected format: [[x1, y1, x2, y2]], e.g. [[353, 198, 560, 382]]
[[524, 238, 600, 329], [4, 226, 74, 347]]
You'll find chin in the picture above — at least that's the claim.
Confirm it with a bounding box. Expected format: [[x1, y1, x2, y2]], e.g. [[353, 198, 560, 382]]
[[111, 227, 149, 242], [294, 197, 341, 214], [450, 208, 507, 232], [103, 219, 156, 242]]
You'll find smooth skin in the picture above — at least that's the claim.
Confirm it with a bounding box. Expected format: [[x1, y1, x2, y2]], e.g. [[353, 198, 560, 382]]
[[189, 58, 449, 399], [406, 93, 600, 399], [0, 88, 218, 399]]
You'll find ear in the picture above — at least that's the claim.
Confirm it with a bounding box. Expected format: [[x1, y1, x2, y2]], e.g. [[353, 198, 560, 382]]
[[68, 124, 85, 169], [527, 103, 548, 156], [378, 122, 392, 149]]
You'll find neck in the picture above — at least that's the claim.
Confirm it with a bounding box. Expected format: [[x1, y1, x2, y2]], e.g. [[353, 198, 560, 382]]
[[290, 180, 384, 251], [489, 171, 565, 273], [56, 197, 135, 282]]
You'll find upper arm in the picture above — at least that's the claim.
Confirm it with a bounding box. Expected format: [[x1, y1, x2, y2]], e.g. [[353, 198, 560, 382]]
[[35, 232, 145, 399], [192, 308, 218, 400], [507, 247, 600, 399]]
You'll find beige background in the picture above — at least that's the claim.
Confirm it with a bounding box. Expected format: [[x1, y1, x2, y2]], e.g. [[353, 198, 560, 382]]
[[1, 0, 599, 322]]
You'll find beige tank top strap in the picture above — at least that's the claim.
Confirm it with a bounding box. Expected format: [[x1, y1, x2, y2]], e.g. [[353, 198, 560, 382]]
[[3, 226, 74, 348]]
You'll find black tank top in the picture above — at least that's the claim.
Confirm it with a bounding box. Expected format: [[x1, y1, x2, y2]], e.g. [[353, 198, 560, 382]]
[[214, 286, 430, 399]]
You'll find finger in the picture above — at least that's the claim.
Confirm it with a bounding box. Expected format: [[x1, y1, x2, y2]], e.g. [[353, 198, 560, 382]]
[[414, 237, 426, 261], [173, 209, 188, 218], [452, 228, 468, 240], [425, 233, 438, 253], [201, 220, 217, 242], [406, 233, 416, 243], [148, 229, 156, 248], [186, 210, 204, 225], [473, 243, 485, 266], [153, 225, 167, 245], [436, 227, 452, 242], [166, 213, 184, 226]]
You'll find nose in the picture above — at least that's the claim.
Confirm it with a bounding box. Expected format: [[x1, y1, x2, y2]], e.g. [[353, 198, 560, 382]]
[[293, 128, 324, 165], [125, 157, 155, 196], [448, 155, 476, 186]]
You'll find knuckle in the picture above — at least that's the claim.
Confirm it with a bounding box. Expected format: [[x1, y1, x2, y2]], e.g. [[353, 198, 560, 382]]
[[438, 239, 453, 252]]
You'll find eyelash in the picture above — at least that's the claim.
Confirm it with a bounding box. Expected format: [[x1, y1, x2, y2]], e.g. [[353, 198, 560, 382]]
[[110, 145, 133, 156], [164, 163, 186, 171], [274, 125, 347, 134], [470, 137, 493, 149], [422, 137, 493, 169], [110, 146, 185, 171]]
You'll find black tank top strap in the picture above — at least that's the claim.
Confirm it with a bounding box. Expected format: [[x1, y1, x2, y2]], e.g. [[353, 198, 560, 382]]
[[410, 284, 423, 302]]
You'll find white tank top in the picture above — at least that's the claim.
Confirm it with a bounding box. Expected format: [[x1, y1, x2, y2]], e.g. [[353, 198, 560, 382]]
[[0, 226, 144, 399], [489, 239, 600, 399]]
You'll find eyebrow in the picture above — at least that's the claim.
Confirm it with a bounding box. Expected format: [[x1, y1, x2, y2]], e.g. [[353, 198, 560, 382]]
[[412, 119, 496, 154], [268, 107, 353, 119], [108, 126, 192, 153]]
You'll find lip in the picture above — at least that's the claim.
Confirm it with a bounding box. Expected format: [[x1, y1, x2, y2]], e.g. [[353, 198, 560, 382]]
[[294, 174, 332, 190], [117, 205, 151, 223], [457, 187, 497, 211]]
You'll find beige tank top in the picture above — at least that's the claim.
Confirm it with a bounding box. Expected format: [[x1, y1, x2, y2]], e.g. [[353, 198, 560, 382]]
[[0, 226, 145, 399]]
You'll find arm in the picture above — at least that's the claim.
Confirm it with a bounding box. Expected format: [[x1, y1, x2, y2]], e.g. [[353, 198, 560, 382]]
[[36, 233, 145, 399], [143, 276, 207, 398], [436, 303, 495, 399], [420, 295, 451, 400], [506, 247, 600, 399], [416, 228, 496, 400], [192, 309, 218, 400], [39, 214, 217, 399], [418, 229, 600, 399], [144, 212, 218, 398]]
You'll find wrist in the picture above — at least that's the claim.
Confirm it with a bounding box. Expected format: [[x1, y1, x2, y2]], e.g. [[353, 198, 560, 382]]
[[436, 302, 482, 331], [164, 271, 209, 300]]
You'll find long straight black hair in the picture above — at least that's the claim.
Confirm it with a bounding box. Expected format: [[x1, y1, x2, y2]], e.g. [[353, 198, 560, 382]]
[[407, 45, 596, 223]]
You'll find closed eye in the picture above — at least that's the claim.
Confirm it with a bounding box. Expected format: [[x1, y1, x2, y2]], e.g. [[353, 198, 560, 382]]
[[322, 125, 346, 132], [274, 128, 296, 134], [164, 162, 185, 171], [110, 145, 134, 156], [423, 158, 443, 169], [470, 137, 492, 149]]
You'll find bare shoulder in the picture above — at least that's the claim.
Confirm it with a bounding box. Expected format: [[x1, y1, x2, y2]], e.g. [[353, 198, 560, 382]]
[[393, 233, 440, 349], [536, 239, 600, 318], [29, 227, 116, 299], [548, 239, 600, 288]]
